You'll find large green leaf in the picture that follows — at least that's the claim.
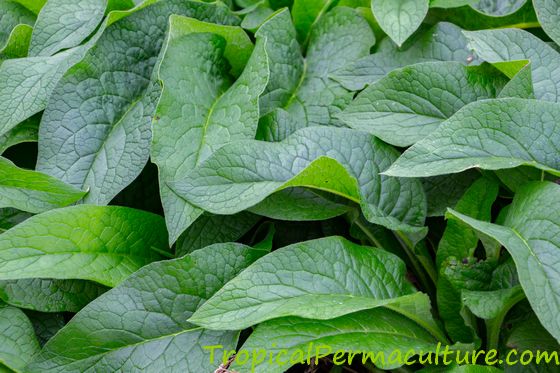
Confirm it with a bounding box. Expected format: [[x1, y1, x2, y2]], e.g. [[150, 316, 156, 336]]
[[235, 293, 445, 372], [190, 236, 416, 330], [0, 279, 107, 312], [447, 181, 560, 342], [170, 126, 427, 233], [0, 157, 85, 213], [258, 6, 374, 141], [37, 0, 240, 206], [27, 243, 268, 372], [371, 0, 429, 47], [385, 98, 560, 178], [331, 22, 474, 91], [465, 28, 560, 102], [0, 1, 35, 51], [534, 0, 560, 46], [0, 205, 169, 287], [28, 0, 133, 57], [256, 8, 303, 116], [152, 16, 266, 243], [0, 303, 41, 372], [340, 62, 506, 147]]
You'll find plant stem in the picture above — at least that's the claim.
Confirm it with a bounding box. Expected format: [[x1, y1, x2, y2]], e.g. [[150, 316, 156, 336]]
[[394, 232, 436, 296]]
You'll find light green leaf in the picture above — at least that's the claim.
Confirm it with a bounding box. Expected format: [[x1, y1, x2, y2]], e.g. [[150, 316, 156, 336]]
[[331, 22, 474, 91], [0, 1, 35, 52], [474, 0, 527, 16], [534, 0, 560, 46], [29, 0, 132, 57], [447, 181, 560, 342], [385, 98, 560, 178], [27, 243, 267, 373], [371, 0, 429, 47], [256, 8, 304, 116], [462, 285, 525, 319], [152, 16, 266, 243], [340, 62, 505, 147], [10, 0, 47, 14], [170, 126, 427, 233], [190, 236, 416, 330], [291, 0, 334, 44], [498, 61, 534, 99], [37, 0, 240, 206], [0, 205, 169, 287], [0, 23, 33, 59], [235, 294, 444, 372], [0, 157, 85, 213], [465, 28, 560, 102], [259, 6, 374, 141], [0, 303, 40, 373], [0, 279, 107, 312]]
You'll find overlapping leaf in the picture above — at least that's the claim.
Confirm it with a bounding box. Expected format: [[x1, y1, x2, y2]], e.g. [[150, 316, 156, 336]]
[[170, 126, 427, 233]]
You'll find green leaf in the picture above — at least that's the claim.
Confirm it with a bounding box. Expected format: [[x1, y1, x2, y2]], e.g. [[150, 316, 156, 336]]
[[248, 188, 352, 221], [465, 28, 560, 102], [462, 285, 525, 319], [331, 22, 474, 91], [190, 236, 416, 330], [24, 311, 65, 346], [371, 0, 429, 47], [258, 6, 374, 141], [175, 212, 260, 256], [27, 243, 268, 372], [385, 98, 560, 178], [37, 0, 240, 206], [0, 208, 30, 233], [423, 171, 480, 217], [436, 177, 499, 269], [0, 303, 41, 372], [0, 279, 107, 312], [29, 0, 132, 57], [0, 1, 35, 52], [534, 0, 560, 46], [0, 24, 33, 59], [498, 61, 534, 99], [235, 294, 444, 372], [0, 205, 169, 287], [0, 114, 39, 154], [10, 0, 47, 15], [170, 126, 427, 233], [152, 16, 266, 244], [291, 0, 334, 44], [255, 8, 304, 116], [447, 181, 560, 342], [340, 62, 506, 147], [0, 157, 86, 213]]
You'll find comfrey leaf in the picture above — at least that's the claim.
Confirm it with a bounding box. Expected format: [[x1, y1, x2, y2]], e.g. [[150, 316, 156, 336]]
[[371, 0, 429, 47], [448, 181, 560, 342], [152, 15, 268, 243], [170, 126, 427, 233]]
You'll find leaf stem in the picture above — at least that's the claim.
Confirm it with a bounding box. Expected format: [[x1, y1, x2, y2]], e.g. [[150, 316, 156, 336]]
[[394, 232, 436, 296]]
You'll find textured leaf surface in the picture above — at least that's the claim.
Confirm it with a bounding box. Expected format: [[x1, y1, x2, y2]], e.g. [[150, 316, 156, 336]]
[[190, 236, 416, 330], [534, 0, 560, 46], [259, 7, 374, 141], [385, 98, 560, 177], [422, 171, 479, 217], [28, 243, 267, 373], [0, 114, 39, 154], [0, 205, 169, 287], [171, 126, 427, 233], [152, 16, 266, 243], [236, 293, 444, 372], [462, 285, 524, 319], [448, 181, 560, 342], [332, 22, 474, 91], [340, 62, 506, 146], [371, 0, 429, 47], [0, 157, 85, 213], [0, 279, 107, 313], [465, 28, 560, 102], [0, 303, 40, 372], [37, 0, 240, 205], [29, 0, 127, 57]]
